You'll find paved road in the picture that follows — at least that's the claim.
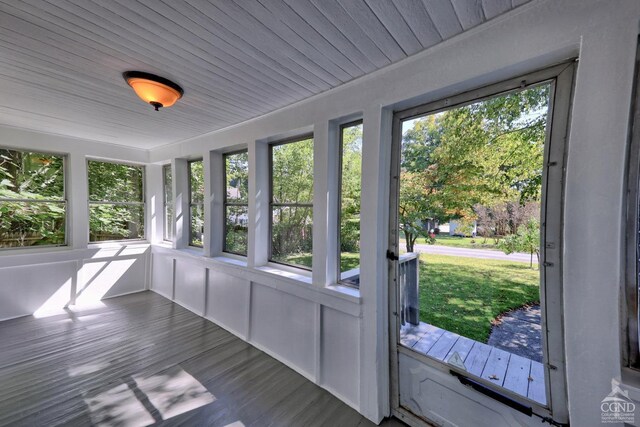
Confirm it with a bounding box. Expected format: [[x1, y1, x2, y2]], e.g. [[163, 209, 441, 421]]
[[413, 243, 534, 263]]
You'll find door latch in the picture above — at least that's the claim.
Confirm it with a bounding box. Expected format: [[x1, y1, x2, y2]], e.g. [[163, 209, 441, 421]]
[[386, 250, 399, 261]]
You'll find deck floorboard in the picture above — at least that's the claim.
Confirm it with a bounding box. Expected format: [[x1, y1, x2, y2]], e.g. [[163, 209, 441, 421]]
[[403, 321, 547, 406]]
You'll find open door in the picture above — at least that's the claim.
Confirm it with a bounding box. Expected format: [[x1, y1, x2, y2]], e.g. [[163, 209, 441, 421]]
[[389, 62, 575, 427]]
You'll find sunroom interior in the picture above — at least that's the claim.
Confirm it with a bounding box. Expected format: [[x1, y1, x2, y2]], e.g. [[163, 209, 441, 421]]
[[1, 1, 640, 426]]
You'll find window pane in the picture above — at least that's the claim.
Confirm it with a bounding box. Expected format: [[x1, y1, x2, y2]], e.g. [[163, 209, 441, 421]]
[[189, 160, 204, 205], [190, 204, 204, 247], [272, 137, 314, 204], [189, 159, 204, 247], [89, 204, 144, 241], [271, 206, 312, 269], [163, 165, 173, 241], [225, 152, 248, 204], [88, 161, 143, 203], [339, 123, 363, 286], [0, 201, 65, 248], [0, 149, 64, 200], [224, 205, 248, 255]]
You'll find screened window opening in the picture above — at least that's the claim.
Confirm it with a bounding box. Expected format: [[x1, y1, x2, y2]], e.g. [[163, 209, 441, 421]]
[[88, 160, 145, 242], [338, 121, 363, 287], [0, 148, 66, 248], [270, 135, 314, 270], [188, 159, 204, 247], [223, 151, 248, 256], [163, 164, 173, 242]]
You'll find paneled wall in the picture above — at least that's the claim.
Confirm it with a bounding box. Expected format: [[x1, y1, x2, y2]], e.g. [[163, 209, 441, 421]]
[[150, 246, 361, 409], [0, 245, 149, 321]]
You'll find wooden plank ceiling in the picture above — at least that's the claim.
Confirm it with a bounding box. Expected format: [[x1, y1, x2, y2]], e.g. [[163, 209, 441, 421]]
[[0, 0, 530, 149]]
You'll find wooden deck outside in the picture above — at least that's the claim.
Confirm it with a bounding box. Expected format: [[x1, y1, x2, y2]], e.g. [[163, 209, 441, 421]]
[[400, 322, 546, 406]]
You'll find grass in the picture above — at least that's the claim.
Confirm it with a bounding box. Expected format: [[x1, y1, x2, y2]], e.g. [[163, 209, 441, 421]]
[[285, 251, 539, 344], [403, 234, 503, 250], [284, 252, 360, 271], [419, 253, 539, 342]]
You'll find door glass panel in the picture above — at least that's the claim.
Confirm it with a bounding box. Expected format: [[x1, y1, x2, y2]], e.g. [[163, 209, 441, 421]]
[[397, 83, 551, 405]]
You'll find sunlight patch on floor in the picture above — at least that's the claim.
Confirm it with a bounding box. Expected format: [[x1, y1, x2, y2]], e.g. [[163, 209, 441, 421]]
[[134, 366, 216, 420], [84, 383, 154, 427]]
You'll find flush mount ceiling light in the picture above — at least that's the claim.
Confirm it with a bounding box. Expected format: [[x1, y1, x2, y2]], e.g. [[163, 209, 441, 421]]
[[123, 71, 184, 111]]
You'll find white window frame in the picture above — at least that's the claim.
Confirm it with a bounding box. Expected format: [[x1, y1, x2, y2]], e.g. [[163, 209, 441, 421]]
[[162, 163, 173, 242], [87, 159, 146, 243], [188, 158, 204, 248], [268, 133, 314, 271], [223, 150, 249, 256], [337, 119, 363, 288]]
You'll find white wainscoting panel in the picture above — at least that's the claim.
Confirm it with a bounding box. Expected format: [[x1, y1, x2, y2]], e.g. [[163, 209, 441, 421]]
[[321, 306, 360, 408], [206, 269, 250, 339], [77, 255, 147, 304], [174, 258, 206, 314], [250, 284, 316, 378], [0, 260, 76, 320], [151, 253, 174, 299]]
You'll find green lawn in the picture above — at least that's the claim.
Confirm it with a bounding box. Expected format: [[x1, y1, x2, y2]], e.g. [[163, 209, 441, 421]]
[[419, 253, 539, 342], [284, 252, 360, 271], [285, 251, 539, 344], [402, 234, 502, 250]]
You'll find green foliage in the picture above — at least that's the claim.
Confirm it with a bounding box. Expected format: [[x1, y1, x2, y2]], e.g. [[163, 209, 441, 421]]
[[498, 218, 540, 268], [88, 160, 145, 242], [271, 138, 314, 266], [0, 150, 66, 247], [339, 124, 362, 261], [419, 254, 540, 342], [399, 85, 549, 252], [189, 160, 204, 246], [224, 152, 249, 255], [225, 152, 249, 202]]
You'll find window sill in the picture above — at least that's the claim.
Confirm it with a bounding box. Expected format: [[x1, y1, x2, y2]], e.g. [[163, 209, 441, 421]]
[[325, 283, 361, 301], [88, 240, 149, 248], [255, 265, 312, 285], [0, 245, 71, 256], [176, 247, 204, 256], [212, 255, 248, 268]]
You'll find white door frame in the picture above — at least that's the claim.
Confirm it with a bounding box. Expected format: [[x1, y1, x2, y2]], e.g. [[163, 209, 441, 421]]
[[388, 61, 576, 426]]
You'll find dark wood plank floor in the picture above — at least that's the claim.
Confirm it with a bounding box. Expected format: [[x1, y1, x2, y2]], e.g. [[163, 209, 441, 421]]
[[0, 291, 405, 427]]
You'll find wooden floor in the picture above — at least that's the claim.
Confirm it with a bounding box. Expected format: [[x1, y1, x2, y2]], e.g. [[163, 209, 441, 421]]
[[400, 322, 546, 406], [0, 292, 405, 427]]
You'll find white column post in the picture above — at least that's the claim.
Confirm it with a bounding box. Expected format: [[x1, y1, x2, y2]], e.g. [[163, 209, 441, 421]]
[[69, 152, 88, 248], [173, 158, 189, 249], [248, 140, 269, 268], [145, 163, 163, 244], [205, 151, 224, 257]]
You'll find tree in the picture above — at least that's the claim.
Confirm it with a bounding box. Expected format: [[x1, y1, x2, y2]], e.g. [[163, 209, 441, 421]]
[[0, 149, 66, 247], [271, 138, 314, 261], [474, 201, 539, 242], [498, 218, 541, 268], [399, 84, 550, 250], [339, 124, 363, 253]]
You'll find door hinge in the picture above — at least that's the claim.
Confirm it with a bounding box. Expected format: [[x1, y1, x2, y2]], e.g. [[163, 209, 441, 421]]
[[386, 250, 399, 261]]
